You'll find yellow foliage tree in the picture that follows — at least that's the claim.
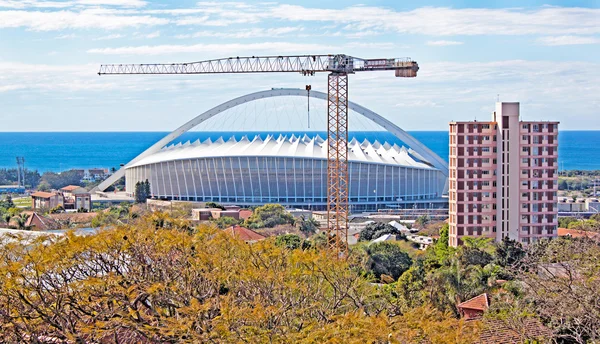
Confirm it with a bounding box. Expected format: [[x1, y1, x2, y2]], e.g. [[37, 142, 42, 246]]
[[0, 212, 478, 343]]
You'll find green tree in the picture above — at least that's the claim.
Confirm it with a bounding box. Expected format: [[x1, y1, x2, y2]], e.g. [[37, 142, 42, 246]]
[[205, 201, 226, 210], [298, 215, 319, 234], [274, 234, 307, 250], [212, 216, 239, 229], [415, 214, 430, 227], [40, 170, 84, 189], [358, 222, 404, 242], [558, 216, 577, 228], [243, 203, 295, 229], [494, 237, 525, 268], [365, 242, 412, 281]]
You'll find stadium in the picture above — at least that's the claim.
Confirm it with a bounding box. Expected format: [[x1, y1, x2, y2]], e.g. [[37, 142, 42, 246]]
[[106, 88, 449, 211]]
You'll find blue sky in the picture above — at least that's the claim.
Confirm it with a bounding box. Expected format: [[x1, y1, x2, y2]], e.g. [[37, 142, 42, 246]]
[[0, 0, 599, 131]]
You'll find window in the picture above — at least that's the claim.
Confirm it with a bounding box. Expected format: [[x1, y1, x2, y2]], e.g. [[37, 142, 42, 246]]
[[522, 158, 529, 164], [522, 124, 529, 130], [482, 147, 490, 152], [482, 124, 490, 129], [522, 135, 529, 140]]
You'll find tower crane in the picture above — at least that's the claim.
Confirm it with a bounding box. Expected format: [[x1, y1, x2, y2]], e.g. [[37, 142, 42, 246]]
[[98, 54, 419, 257]]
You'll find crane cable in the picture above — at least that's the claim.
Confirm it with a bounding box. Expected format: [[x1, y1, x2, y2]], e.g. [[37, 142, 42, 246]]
[[305, 84, 311, 129]]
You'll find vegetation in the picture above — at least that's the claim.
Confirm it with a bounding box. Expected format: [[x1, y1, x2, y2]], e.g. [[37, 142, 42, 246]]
[[205, 201, 226, 210], [363, 241, 412, 281], [134, 179, 151, 203], [0, 213, 479, 343], [243, 203, 295, 229], [358, 221, 405, 242], [0, 168, 41, 188], [40, 169, 85, 190], [211, 216, 240, 229], [297, 215, 319, 234]]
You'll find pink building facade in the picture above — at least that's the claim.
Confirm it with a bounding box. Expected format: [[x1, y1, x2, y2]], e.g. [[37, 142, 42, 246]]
[[449, 103, 559, 247]]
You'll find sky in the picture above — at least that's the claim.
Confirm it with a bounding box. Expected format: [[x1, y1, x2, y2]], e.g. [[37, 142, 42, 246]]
[[0, 0, 599, 131]]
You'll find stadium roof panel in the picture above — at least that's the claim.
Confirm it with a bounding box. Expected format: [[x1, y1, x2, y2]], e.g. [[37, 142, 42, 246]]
[[129, 135, 438, 170]]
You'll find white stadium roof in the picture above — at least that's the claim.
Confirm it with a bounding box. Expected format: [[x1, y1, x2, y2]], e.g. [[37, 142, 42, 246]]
[[128, 134, 438, 170]]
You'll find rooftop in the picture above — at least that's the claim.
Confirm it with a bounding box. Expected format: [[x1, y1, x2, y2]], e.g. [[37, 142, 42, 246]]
[[224, 225, 266, 242], [458, 293, 489, 312], [61, 185, 83, 191], [128, 134, 437, 170], [31, 191, 57, 198]]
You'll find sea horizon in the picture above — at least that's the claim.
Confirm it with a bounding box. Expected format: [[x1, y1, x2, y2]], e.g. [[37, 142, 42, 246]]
[[1, 130, 599, 172]]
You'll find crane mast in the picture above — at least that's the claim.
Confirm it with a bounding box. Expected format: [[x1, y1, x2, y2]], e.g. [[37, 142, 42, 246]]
[[99, 54, 419, 257]]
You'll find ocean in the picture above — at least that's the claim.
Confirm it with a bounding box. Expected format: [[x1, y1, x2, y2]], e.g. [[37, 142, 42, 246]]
[[0, 131, 598, 172]]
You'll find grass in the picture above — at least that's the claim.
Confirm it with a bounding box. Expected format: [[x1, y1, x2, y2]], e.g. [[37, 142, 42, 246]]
[[12, 196, 31, 208]]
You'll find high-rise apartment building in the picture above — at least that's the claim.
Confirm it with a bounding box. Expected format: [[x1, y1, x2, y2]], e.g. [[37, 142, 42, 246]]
[[448, 102, 559, 247]]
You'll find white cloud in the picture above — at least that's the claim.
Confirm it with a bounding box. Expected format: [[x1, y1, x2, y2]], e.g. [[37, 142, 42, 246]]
[[0, 0, 146, 8], [537, 35, 600, 46], [75, 0, 147, 7], [175, 27, 301, 39], [0, 9, 168, 30], [55, 33, 78, 39], [175, 3, 600, 36], [87, 42, 335, 55], [94, 33, 124, 40], [426, 40, 463, 46], [143, 30, 160, 38]]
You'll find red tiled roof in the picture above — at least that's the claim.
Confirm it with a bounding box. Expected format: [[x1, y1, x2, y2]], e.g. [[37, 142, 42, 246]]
[[61, 185, 82, 191], [458, 293, 489, 312], [239, 209, 253, 220], [479, 318, 553, 343], [25, 212, 60, 230], [31, 191, 56, 198], [224, 225, 266, 242], [558, 227, 600, 240]]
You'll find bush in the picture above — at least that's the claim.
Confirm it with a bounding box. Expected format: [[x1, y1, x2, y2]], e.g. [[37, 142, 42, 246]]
[[243, 204, 295, 229], [358, 222, 404, 242], [365, 242, 412, 281]]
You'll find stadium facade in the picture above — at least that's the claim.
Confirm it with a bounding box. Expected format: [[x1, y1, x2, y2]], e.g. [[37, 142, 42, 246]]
[[125, 134, 447, 211]]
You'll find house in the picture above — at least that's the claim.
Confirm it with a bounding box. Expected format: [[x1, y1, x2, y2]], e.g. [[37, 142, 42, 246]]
[[558, 227, 600, 241], [479, 318, 553, 343], [60, 185, 87, 195], [224, 225, 266, 243], [60, 185, 92, 211], [459, 293, 553, 343], [388, 220, 412, 233], [31, 192, 63, 210], [287, 209, 313, 219], [457, 293, 489, 320], [371, 233, 399, 244], [25, 212, 60, 231], [192, 207, 253, 221]]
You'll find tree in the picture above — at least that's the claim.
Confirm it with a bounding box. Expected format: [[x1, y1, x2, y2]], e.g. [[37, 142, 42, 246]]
[[0, 213, 478, 343], [0, 195, 14, 210], [243, 204, 295, 229], [494, 237, 525, 268], [205, 201, 225, 210], [40, 170, 84, 189], [212, 216, 239, 229], [298, 215, 319, 234], [12, 213, 30, 230], [365, 242, 412, 281], [358, 222, 404, 242], [415, 214, 430, 227], [513, 237, 600, 343], [37, 180, 51, 191], [275, 234, 309, 250], [568, 219, 600, 232], [558, 179, 568, 190], [134, 180, 151, 203], [558, 216, 578, 228]]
